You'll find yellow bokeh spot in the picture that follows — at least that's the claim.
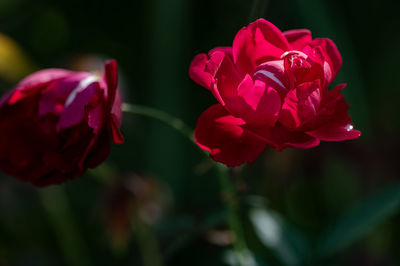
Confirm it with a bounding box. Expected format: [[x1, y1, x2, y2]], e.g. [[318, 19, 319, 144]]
[[0, 33, 36, 82]]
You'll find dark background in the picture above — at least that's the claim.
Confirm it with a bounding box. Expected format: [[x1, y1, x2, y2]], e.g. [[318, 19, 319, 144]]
[[0, 0, 399, 265]]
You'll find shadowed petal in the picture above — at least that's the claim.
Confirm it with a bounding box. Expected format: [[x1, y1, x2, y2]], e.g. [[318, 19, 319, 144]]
[[252, 123, 320, 151], [38, 73, 92, 117], [56, 81, 101, 131], [110, 90, 124, 144], [306, 113, 361, 141], [103, 59, 118, 107], [195, 104, 267, 166], [279, 80, 322, 129]]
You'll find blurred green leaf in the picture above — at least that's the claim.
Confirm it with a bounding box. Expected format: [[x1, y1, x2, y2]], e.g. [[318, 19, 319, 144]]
[[317, 182, 400, 258], [246, 197, 310, 266], [40, 187, 92, 266], [223, 248, 258, 266]]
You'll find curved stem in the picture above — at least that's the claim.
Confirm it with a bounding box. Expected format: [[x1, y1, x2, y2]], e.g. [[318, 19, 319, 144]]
[[122, 103, 195, 145]]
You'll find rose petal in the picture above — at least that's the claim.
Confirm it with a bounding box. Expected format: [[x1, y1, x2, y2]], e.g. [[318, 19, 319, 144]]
[[84, 129, 111, 168], [311, 38, 342, 81], [253, 60, 289, 96], [0, 99, 58, 183], [306, 113, 361, 141], [39, 73, 91, 117], [279, 80, 322, 129], [56, 81, 101, 131], [234, 75, 281, 127], [77, 128, 110, 170], [189, 49, 241, 108], [6, 69, 75, 105], [57, 123, 95, 170], [211, 50, 241, 101], [283, 29, 312, 50], [252, 123, 320, 151], [317, 83, 349, 121], [195, 104, 267, 166], [306, 83, 360, 141], [101, 59, 124, 144], [189, 53, 215, 90], [233, 19, 289, 75], [103, 59, 118, 107], [110, 90, 124, 144], [188, 48, 231, 90]]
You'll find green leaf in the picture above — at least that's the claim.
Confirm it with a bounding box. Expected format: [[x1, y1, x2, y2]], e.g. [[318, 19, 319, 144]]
[[317, 182, 400, 258], [246, 196, 310, 266]]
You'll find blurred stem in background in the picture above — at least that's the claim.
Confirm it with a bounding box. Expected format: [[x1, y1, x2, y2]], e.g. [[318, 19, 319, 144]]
[[40, 187, 92, 266], [249, 0, 269, 22], [134, 214, 164, 266], [123, 103, 250, 264]]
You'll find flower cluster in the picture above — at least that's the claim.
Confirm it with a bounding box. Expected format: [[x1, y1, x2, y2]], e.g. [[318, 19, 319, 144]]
[[190, 19, 360, 166]]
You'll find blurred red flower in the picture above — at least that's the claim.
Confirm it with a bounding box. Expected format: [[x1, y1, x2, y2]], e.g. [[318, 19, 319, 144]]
[[189, 19, 360, 166], [0, 60, 124, 186]]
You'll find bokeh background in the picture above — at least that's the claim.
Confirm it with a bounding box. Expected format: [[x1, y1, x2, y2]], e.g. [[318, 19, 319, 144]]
[[1, 0, 400, 265]]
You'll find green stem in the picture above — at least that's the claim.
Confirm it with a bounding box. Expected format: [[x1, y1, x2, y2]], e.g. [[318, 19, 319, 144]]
[[134, 215, 164, 266], [122, 103, 249, 264], [122, 103, 195, 145], [217, 164, 250, 266], [40, 187, 92, 266]]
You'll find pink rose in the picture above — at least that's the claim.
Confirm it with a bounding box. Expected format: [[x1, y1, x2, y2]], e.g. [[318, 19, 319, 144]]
[[0, 60, 124, 186], [189, 19, 360, 166]]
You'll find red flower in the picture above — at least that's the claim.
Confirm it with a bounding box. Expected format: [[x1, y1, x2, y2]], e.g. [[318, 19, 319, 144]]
[[0, 60, 124, 186], [189, 19, 360, 166]]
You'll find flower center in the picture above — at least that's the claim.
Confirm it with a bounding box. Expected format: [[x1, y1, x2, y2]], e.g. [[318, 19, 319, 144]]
[[281, 50, 312, 73]]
